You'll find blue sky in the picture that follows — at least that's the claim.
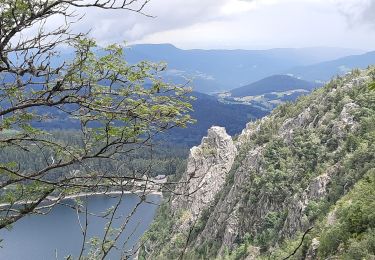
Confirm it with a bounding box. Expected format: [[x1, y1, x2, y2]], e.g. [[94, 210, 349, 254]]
[[49, 0, 375, 50]]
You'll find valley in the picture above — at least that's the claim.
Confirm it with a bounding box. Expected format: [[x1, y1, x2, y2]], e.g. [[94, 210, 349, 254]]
[[1, 1, 375, 258]]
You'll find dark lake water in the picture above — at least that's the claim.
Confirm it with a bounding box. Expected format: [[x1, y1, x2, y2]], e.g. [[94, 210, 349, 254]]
[[0, 193, 161, 260]]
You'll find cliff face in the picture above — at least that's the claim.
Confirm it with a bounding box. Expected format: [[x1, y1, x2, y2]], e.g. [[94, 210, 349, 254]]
[[172, 126, 237, 231], [140, 68, 375, 260]]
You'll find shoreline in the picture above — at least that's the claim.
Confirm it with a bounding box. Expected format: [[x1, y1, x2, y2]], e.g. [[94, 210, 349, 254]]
[[0, 190, 163, 208]]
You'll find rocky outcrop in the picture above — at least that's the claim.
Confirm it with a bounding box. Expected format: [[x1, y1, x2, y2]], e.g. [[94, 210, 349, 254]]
[[172, 126, 237, 228], [305, 237, 320, 259], [192, 145, 265, 254], [281, 164, 340, 237], [332, 102, 359, 138], [183, 73, 370, 259]]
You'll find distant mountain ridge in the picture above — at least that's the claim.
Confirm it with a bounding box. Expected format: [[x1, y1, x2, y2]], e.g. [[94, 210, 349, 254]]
[[28, 44, 371, 93], [230, 74, 319, 97], [286, 51, 375, 82], [123, 44, 363, 93]]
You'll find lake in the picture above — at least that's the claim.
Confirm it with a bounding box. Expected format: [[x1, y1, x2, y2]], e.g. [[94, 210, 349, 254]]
[[0, 193, 161, 259]]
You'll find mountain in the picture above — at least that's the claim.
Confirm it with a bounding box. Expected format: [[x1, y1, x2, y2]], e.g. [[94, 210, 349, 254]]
[[140, 68, 375, 259], [16, 45, 366, 94], [9, 45, 369, 94], [163, 91, 268, 145], [287, 51, 375, 82], [123, 44, 362, 93], [230, 74, 319, 97], [31, 91, 268, 146]]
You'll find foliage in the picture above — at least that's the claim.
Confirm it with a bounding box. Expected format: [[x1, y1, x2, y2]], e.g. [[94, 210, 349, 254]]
[[0, 0, 194, 258], [319, 170, 375, 258], [139, 203, 176, 259]]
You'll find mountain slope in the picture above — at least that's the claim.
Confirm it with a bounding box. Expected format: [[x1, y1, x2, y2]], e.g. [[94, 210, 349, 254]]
[[140, 67, 375, 259], [165, 92, 268, 145], [31, 91, 268, 146], [287, 51, 375, 82], [230, 74, 319, 97]]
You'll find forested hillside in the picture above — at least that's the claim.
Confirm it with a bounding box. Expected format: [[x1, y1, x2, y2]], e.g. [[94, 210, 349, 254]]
[[0, 130, 188, 186], [139, 67, 375, 259], [165, 92, 267, 145], [230, 75, 319, 97], [29, 92, 267, 146]]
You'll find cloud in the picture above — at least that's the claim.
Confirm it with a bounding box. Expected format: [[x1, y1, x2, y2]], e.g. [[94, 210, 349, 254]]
[[132, 0, 349, 49], [359, 0, 375, 26], [42, 0, 375, 50], [65, 0, 233, 45], [54, 0, 281, 45], [335, 0, 375, 28]]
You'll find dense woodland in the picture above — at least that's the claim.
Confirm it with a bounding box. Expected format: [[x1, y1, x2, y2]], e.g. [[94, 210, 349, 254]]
[[0, 129, 188, 202], [28, 92, 267, 146]]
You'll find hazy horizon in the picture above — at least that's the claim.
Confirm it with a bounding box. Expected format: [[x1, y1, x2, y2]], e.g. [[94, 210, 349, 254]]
[[124, 42, 368, 52]]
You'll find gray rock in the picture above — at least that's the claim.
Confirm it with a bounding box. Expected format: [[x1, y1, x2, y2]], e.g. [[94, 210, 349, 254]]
[[172, 126, 237, 230], [305, 238, 320, 260]]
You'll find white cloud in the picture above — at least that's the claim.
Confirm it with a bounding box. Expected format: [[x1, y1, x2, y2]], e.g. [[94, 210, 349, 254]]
[[334, 0, 375, 28], [69, 0, 230, 45], [43, 0, 375, 50]]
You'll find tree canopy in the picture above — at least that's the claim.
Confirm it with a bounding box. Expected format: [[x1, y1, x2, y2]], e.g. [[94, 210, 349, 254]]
[[0, 1, 193, 257]]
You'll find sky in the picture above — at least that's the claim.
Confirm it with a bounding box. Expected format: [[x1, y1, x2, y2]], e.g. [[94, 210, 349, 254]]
[[54, 0, 375, 50]]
